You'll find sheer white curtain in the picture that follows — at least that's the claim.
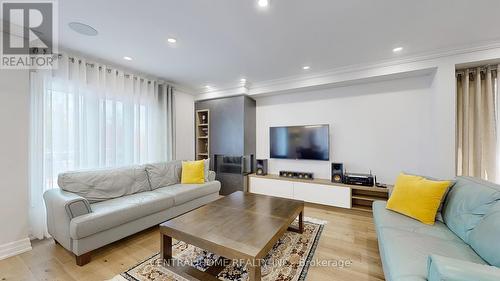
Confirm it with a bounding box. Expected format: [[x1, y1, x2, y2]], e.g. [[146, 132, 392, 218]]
[[29, 54, 172, 239]]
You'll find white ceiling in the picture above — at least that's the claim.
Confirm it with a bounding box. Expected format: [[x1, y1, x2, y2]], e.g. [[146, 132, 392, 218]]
[[58, 0, 500, 93]]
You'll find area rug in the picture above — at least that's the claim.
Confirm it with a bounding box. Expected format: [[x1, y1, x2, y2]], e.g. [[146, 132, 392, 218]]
[[111, 217, 326, 281]]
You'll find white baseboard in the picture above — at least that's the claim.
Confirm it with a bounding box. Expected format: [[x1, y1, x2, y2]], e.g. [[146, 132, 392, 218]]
[[0, 238, 32, 260]]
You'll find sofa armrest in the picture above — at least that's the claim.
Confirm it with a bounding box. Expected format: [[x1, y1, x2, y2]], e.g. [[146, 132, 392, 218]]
[[208, 170, 216, 182], [43, 189, 92, 250], [428, 255, 500, 281], [44, 188, 92, 219]]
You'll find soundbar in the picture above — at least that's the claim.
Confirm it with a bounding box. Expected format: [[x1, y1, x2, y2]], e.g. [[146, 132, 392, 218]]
[[279, 171, 314, 180]]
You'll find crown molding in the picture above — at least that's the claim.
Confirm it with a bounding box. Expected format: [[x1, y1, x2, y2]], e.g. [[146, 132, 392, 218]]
[[195, 85, 249, 101], [194, 39, 500, 99], [170, 82, 198, 95]]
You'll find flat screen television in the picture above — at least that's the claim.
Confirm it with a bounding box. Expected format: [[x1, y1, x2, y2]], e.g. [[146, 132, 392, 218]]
[[270, 125, 329, 161]]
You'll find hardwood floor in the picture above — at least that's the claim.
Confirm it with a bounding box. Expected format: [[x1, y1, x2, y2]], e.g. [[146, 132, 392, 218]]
[[0, 204, 385, 281]]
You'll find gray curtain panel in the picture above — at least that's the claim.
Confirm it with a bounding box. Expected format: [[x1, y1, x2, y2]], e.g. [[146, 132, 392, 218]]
[[160, 83, 176, 161], [456, 66, 498, 182]]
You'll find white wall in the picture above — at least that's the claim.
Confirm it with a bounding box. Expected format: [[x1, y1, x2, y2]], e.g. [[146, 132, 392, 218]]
[[0, 69, 31, 258], [426, 63, 456, 179], [249, 47, 500, 185], [256, 75, 437, 184], [174, 90, 195, 160]]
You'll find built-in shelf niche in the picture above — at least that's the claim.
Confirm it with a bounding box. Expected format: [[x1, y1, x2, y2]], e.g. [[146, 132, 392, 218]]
[[351, 188, 389, 212], [196, 110, 210, 160]]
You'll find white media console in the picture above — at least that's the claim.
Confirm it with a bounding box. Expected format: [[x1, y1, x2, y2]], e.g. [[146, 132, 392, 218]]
[[247, 174, 389, 212]]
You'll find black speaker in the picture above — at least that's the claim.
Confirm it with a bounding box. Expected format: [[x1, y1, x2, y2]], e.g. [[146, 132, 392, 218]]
[[256, 159, 268, 175], [331, 163, 344, 183]]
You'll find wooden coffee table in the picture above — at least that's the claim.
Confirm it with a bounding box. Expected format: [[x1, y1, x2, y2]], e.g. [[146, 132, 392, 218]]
[[159, 191, 304, 281]]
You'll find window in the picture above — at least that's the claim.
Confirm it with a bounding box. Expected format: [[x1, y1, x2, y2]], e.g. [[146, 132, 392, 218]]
[[29, 55, 173, 239]]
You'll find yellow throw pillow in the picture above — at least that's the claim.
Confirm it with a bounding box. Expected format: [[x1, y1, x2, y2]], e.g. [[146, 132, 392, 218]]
[[386, 173, 451, 225], [181, 160, 205, 184]]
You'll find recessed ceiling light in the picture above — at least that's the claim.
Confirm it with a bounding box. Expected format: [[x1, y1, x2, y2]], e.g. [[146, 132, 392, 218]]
[[68, 22, 98, 36], [167, 38, 177, 43], [205, 85, 213, 90], [258, 0, 269, 8], [240, 78, 247, 83], [393, 47, 403, 53], [123, 56, 132, 61], [302, 66, 310, 70]]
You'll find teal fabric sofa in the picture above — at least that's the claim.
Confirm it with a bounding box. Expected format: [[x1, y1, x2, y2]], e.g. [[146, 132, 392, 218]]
[[373, 176, 500, 281]]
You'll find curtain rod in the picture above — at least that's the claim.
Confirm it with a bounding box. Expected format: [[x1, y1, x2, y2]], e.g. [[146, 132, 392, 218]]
[[54, 53, 160, 85], [456, 64, 499, 74]]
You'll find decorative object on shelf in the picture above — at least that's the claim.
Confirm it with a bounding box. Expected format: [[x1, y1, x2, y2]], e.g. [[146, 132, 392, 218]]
[[256, 159, 268, 175], [374, 175, 389, 188], [200, 127, 208, 136], [331, 162, 344, 183], [376, 183, 389, 188]]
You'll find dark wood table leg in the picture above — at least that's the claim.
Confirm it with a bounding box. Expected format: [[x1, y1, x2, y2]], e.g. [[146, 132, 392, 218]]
[[287, 209, 304, 234], [298, 209, 304, 234], [247, 259, 262, 281], [205, 257, 230, 276], [160, 233, 173, 266]]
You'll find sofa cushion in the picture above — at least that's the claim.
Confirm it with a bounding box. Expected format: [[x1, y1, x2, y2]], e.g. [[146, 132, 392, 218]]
[[401, 172, 456, 223], [58, 166, 150, 203], [207, 170, 216, 182], [373, 200, 486, 281], [181, 160, 205, 184], [377, 226, 486, 281], [155, 181, 221, 206], [145, 161, 182, 190], [373, 201, 462, 243], [468, 202, 500, 267], [70, 191, 174, 239], [427, 255, 500, 281], [442, 176, 500, 244], [203, 158, 210, 182], [386, 173, 451, 225]]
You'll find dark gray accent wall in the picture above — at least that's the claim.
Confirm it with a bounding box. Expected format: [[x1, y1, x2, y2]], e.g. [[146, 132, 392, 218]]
[[195, 95, 256, 195], [195, 95, 256, 164], [244, 97, 256, 157]]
